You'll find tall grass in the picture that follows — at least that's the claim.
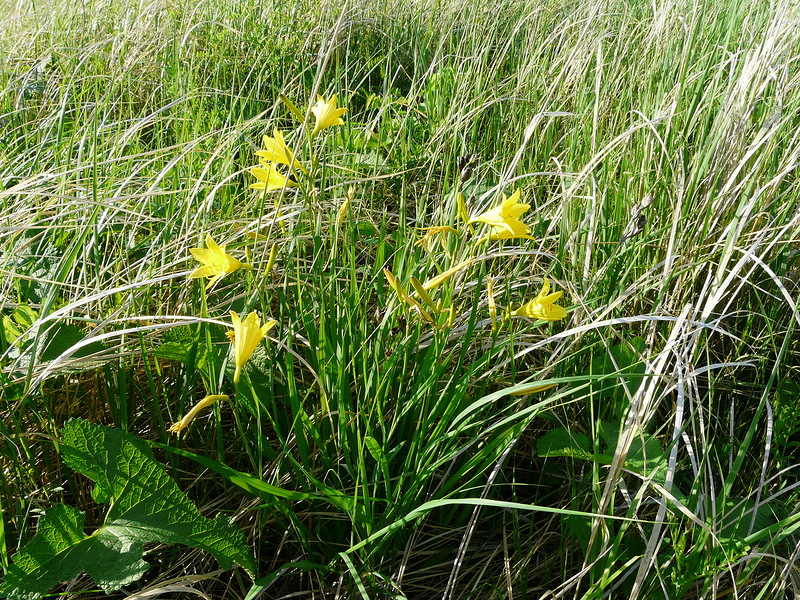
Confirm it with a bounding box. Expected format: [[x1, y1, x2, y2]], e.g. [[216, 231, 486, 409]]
[[1, 0, 799, 597]]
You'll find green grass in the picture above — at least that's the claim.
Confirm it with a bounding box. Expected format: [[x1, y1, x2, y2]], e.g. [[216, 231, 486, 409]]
[[1, 0, 800, 597]]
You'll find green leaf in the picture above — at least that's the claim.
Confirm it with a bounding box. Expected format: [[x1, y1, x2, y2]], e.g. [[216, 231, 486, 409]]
[[39, 322, 108, 362], [1, 305, 37, 345], [717, 496, 785, 540], [153, 325, 208, 370], [537, 427, 598, 461], [626, 435, 667, 484], [537, 425, 667, 485], [0, 504, 149, 600], [0, 419, 255, 600], [587, 337, 647, 421], [355, 221, 380, 241], [364, 436, 391, 494], [279, 93, 306, 123], [155, 442, 315, 502]]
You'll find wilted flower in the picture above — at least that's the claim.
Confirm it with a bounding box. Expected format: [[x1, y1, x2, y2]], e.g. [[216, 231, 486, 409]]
[[229, 311, 277, 383], [457, 154, 479, 182], [511, 278, 568, 321], [414, 225, 458, 251], [256, 129, 307, 174], [470, 189, 533, 242], [168, 394, 229, 434], [249, 161, 298, 192], [311, 94, 347, 135], [189, 235, 252, 288]]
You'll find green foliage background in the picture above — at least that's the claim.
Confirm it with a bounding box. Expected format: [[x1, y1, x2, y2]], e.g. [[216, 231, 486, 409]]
[[1, 0, 799, 597]]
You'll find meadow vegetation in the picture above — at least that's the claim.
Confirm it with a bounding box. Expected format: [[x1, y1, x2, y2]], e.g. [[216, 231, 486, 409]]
[[1, 0, 800, 597]]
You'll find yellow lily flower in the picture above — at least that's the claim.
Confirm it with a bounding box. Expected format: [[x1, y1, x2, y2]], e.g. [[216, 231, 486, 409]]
[[229, 311, 278, 383], [511, 278, 568, 322], [469, 189, 533, 242], [414, 225, 458, 251], [249, 162, 298, 192], [311, 94, 347, 135], [168, 394, 229, 435], [255, 129, 307, 174], [189, 235, 252, 288]]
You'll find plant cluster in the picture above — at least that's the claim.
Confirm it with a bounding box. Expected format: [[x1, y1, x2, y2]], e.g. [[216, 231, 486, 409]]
[[1, 0, 800, 598]]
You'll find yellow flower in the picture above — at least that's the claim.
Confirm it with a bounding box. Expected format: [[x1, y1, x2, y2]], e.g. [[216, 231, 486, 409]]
[[229, 311, 277, 383], [469, 189, 533, 242], [511, 278, 568, 321], [189, 235, 252, 288], [311, 94, 347, 135], [255, 129, 307, 174], [414, 225, 458, 251], [249, 162, 298, 192], [168, 394, 229, 435]]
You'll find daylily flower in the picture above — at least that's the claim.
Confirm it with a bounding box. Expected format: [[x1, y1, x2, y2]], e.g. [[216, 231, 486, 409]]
[[168, 394, 229, 435], [311, 94, 347, 135], [229, 311, 277, 383], [469, 189, 533, 242], [249, 161, 298, 192], [414, 225, 458, 251], [189, 235, 252, 288], [511, 278, 568, 321], [256, 129, 307, 174]]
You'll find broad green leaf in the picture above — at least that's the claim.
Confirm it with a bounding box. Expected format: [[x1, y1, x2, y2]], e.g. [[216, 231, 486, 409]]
[[537, 427, 599, 461], [1, 305, 38, 344], [626, 435, 667, 484], [364, 435, 391, 495], [153, 325, 208, 370], [0, 419, 255, 600], [536, 425, 666, 484], [364, 435, 385, 464], [0, 504, 150, 600], [39, 322, 108, 362], [587, 337, 647, 421]]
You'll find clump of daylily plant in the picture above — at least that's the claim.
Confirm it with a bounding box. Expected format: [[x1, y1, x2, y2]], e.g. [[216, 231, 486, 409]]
[[169, 93, 350, 433], [385, 159, 568, 331]]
